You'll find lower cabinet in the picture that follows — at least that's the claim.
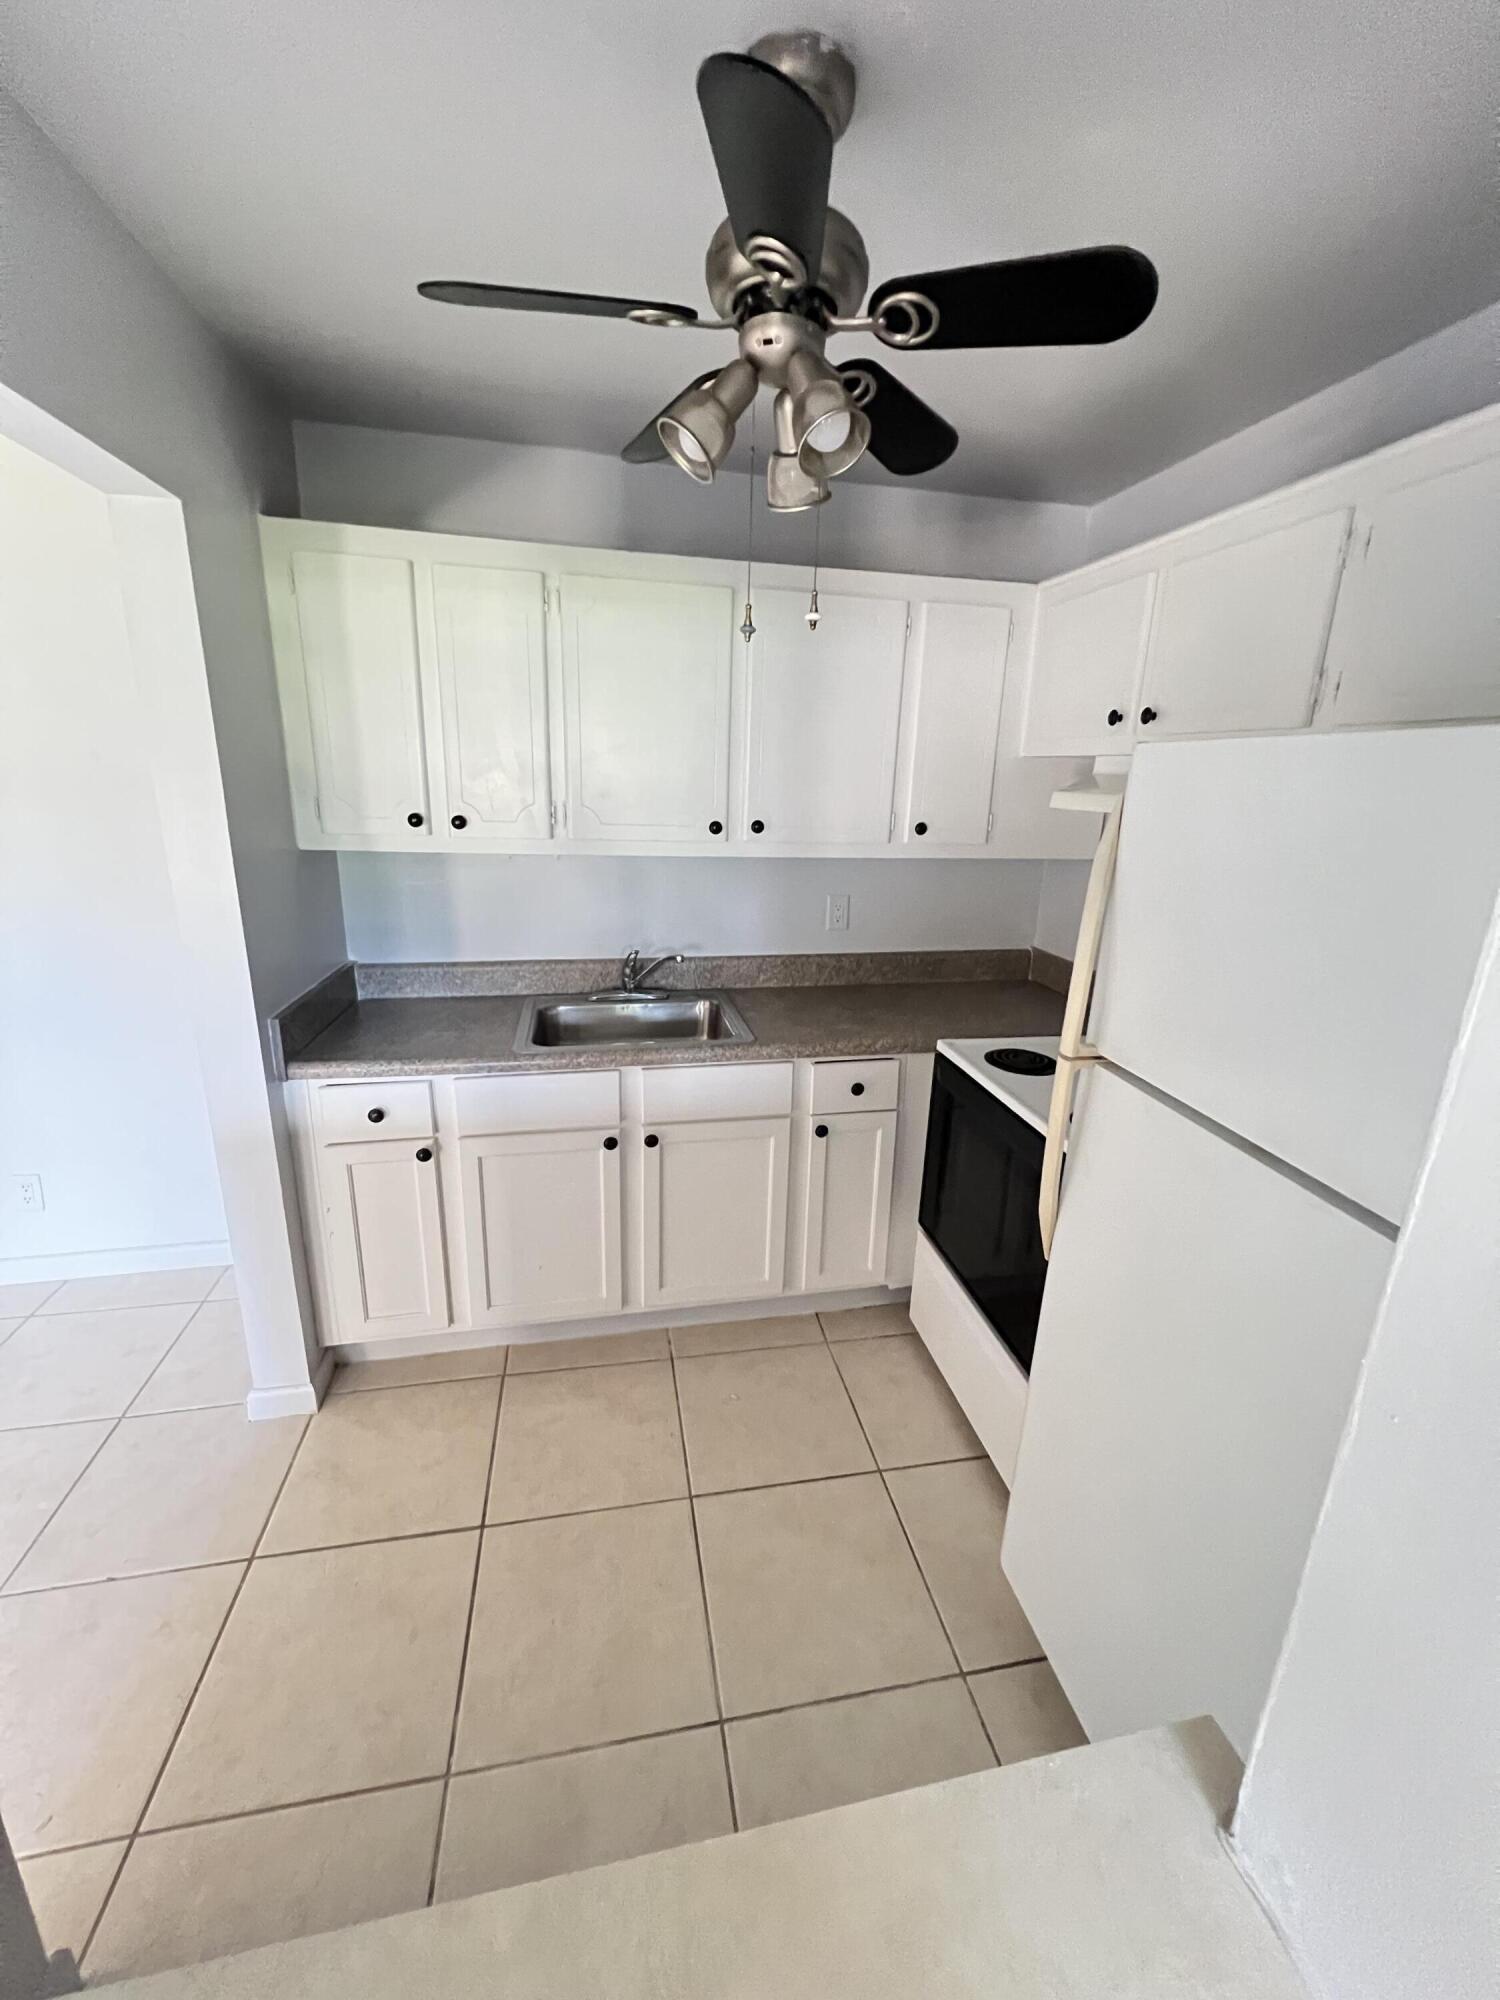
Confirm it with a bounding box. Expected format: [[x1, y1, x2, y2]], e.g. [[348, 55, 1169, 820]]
[[460, 1127, 622, 1325], [639, 1116, 791, 1308], [800, 1109, 898, 1292], [320, 1138, 450, 1339]]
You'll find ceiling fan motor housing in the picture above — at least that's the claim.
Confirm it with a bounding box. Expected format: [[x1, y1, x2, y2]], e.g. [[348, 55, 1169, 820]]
[[705, 207, 869, 321]]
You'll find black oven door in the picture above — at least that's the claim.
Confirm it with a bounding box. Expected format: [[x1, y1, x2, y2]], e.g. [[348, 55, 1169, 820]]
[[919, 1055, 1048, 1375]]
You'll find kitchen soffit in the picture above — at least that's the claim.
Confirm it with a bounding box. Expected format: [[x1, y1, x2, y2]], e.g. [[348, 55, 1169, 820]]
[[2, 0, 1496, 504]]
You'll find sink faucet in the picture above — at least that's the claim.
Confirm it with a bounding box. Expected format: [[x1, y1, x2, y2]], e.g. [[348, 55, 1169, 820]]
[[620, 948, 685, 994]]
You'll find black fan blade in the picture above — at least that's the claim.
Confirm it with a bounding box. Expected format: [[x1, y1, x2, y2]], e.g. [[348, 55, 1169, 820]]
[[620, 373, 719, 464], [869, 247, 1158, 350], [418, 281, 697, 323], [838, 358, 958, 476], [696, 52, 832, 283]]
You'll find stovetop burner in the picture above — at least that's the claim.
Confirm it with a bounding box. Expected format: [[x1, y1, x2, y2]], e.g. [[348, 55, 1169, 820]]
[[984, 1048, 1057, 1077]]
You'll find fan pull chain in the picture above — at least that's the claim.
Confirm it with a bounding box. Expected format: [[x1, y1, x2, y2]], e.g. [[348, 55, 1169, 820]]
[[805, 501, 822, 631], [740, 400, 757, 643]]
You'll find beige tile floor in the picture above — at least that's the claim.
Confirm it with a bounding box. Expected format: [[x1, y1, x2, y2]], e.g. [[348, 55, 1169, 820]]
[[1, 1275, 1085, 1984]]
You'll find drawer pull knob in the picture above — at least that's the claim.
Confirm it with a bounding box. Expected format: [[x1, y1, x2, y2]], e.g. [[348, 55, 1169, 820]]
[[850, 1081, 865, 1096], [750, 818, 765, 834], [451, 814, 468, 829], [407, 811, 425, 827], [1107, 708, 1123, 727], [913, 821, 928, 836], [815, 1123, 829, 1138], [708, 819, 723, 835], [644, 1133, 660, 1148], [603, 1135, 618, 1151], [1139, 706, 1158, 726], [367, 1108, 385, 1123], [415, 1147, 433, 1163]]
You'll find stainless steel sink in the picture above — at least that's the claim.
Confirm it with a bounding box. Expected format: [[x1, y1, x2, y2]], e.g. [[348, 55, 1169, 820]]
[[513, 992, 755, 1052]]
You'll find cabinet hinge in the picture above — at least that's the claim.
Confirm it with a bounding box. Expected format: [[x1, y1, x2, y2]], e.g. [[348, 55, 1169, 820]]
[[905, 609, 913, 640], [889, 808, 897, 838], [986, 809, 994, 839], [287, 568, 296, 596]]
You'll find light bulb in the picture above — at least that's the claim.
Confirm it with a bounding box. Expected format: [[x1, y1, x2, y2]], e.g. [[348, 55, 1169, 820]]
[[676, 427, 709, 463], [807, 409, 852, 452]]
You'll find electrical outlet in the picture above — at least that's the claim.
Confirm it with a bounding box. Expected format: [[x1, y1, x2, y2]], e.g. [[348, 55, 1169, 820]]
[[826, 893, 851, 933], [11, 1174, 44, 1213]]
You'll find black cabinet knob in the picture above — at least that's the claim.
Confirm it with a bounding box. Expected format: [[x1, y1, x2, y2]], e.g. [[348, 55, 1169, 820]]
[[407, 811, 424, 827], [850, 1081, 865, 1096], [602, 1135, 618, 1151], [914, 821, 928, 836], [750, 819, 765, 835], [815, 1123, 829, 1138], [1107, 708, 1123, 727], [366, 1107, 385, 1124], [708, 819, 723, 835], [415, 1146, 433, 1162], [451, 814, 467, 830], [1139, 706, 1158, 726], [644, 1133, 660, 1148]]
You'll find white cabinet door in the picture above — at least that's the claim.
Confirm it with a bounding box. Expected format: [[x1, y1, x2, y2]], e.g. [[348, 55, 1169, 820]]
[[742, 589, 909, 844], [321, 1139, 449, 1340], [560, 575, 733, 842], [1139, 509, 1350, 739], [801, 1110, 897, 1291], [1326, 452, 1500, 726], [640, 1117, 790, 1307], [432, 564, 552, 841], [290, 549, 432, 840], [898, 602, 1011, 847], [1023, 569, 1157, 758], [460, 1127, 622, 1325]]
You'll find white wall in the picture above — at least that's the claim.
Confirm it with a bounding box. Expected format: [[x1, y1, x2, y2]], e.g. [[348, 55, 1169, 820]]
[[1086, 302, 1500, 560], [1233, 893, 1500, 2000], [0, 89, 346, 1395], [0, 435, 227, 1277], [1034, 860, 1091, 961], [340, 853, 1044, 962], [292, 422, 1089, 584]]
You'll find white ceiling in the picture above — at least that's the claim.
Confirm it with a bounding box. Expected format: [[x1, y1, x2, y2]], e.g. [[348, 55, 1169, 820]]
[[3, 1, 1497, 502]]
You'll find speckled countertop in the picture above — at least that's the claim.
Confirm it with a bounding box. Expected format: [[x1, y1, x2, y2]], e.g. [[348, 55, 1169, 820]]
[[281, 970, 1066, 1079]]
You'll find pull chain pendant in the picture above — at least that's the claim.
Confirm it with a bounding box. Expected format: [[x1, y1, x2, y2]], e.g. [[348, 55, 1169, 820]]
[[805, 587, 820, 631], [740, 602, 756, 642], [741, 409, 757, 644], [805, 492, 822, 630]]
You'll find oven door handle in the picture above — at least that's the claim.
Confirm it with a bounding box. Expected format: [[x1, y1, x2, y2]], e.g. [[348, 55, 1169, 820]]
[[1039, 1052, 1093, 1258]]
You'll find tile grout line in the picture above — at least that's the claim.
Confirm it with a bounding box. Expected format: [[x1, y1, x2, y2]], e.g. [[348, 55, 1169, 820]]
[[77, 1399, 317, 1969], [123, 1296, 215, 1417], [666, 1340, 738, 1833], [0, 1411, 125, 1595], [428, 1355, 510, 1905]]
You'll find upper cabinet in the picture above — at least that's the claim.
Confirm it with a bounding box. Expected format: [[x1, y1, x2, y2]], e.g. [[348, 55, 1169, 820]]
[[280, 549, 434, 841], [432, 563, 551, 842], [1323, 449, 1500, 728], [897, 602, 1012, 847], [260, 519, 1091, 859], [1022, 570, 1157, 758], [1020, 407, 1500, 759], [1139, 508, 1350, 740], [560, 575, 733, 843], [741, 588, 910, 846]]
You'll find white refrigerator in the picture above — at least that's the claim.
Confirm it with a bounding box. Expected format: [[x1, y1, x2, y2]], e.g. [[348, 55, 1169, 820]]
[[1002, 723, 1500, 1756]]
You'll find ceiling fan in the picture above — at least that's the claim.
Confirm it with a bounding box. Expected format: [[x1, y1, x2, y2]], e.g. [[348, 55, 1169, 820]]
[[420, 29, 1159, 511]]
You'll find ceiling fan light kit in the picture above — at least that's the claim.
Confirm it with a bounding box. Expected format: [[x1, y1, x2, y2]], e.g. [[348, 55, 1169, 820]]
[[419, 27, 1158, 511]]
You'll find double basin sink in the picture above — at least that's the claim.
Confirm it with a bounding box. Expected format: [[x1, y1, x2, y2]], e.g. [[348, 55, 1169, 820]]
[[513, 991, 755, 1053]]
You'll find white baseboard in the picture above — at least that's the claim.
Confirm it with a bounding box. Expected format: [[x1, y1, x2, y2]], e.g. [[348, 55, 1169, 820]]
[[0, 1239, 231, 1285], [246, 1347, 333, 1422], [330, 1284, 911, 1365]]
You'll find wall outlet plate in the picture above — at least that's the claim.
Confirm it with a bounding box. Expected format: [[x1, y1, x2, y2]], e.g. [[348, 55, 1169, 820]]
[[826, 893, 851, 933], [10, 1174, 44, 1214]]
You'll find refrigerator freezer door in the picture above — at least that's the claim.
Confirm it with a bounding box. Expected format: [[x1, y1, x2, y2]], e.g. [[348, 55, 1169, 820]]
[[1090, 724, 1500, 1225], [1003, 1064, 1392, 1757]]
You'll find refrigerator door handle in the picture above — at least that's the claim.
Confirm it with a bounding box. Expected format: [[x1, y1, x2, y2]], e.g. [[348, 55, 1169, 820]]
[[1040, 1052, 1092, 1258], [1058, 792, 1124, 1061]]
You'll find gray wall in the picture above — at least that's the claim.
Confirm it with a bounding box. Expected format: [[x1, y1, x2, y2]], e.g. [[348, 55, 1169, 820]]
[[1087, 301, 1500, 560], [1234, 895, 1500, 2000], [291, 421, 1089, 584]]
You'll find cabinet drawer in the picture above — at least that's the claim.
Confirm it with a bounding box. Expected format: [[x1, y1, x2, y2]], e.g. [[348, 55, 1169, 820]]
[[809, 1058, 900, 1114], [639, 1062, 794, 1123], [316, 1080, 434, 1144], [455, 1070, 621, 1135]]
